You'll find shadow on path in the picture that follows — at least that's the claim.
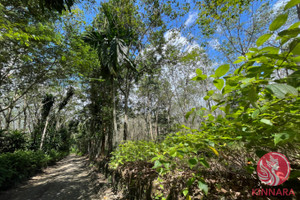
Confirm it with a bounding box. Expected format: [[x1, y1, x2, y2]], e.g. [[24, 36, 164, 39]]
[[0, 154, 104, 200]]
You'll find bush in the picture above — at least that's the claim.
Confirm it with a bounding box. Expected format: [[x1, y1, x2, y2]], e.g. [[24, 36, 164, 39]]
[[47, 149, 69, 165], [0, 130, 27, 153], [0, 150, 68, 190], [109, 6, 300, 198]]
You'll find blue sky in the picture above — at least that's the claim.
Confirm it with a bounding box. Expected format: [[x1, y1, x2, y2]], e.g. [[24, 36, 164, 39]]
[[74, 0, 289, 68]]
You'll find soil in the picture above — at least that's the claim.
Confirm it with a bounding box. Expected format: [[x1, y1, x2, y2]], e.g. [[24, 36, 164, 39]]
[[0, 154, 120, 200]]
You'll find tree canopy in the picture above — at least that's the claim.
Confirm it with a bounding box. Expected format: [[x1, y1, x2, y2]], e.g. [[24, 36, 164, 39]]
[[0, 0, 299, 198]]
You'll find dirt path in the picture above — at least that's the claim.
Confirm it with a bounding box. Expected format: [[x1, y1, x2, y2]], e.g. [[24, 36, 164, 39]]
[[0, 154, 113, 200]]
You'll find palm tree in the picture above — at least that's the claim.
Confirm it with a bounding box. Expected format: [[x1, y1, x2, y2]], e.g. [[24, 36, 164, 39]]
[[83, 2, 136, 155]]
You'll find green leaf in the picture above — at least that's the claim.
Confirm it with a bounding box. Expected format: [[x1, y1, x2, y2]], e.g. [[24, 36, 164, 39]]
[[192, 74, 207, 81], [188, 158, 198, 168], [233, 59, 243, 64], [213, 79, 225, 90], [256, 33, 272, 47], [278, 28, 300, 37], [198, 180, 208, 195], [187, 177, 196, 187], [215, 64, 230, 77], [284, 0, 300, 10], [260, 118, 273, 126], [274, 133, 290, 145], [291, 43, 300, 55], [252, 109, 260, 119], [203, 96, 210, 100], [183, 188, 189, 196], [199, 158, 210, 168], [153, 160, 162, 169], [211, 93, 223, 102], [222, 85, 234, 95], [211, 105, 218, 111], [249, 47, 258, 52], [248, 86, 258, 103], [196, 68, 203, 75], [207, 90, 214, 96], [269, 13, 288, 31], [185, 108, 195, 120], [287, 70, 300, 87], [289, 39, 300, 54], [260, 47, 279, 54], [245, 165, 255, 174], [266, 84, 298, 99], [289, 21, 300, 29]]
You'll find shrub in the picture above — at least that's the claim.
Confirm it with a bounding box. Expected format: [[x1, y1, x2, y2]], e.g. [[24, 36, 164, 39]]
[[0, 130, 28, 153], [0, 149, 68, 190]]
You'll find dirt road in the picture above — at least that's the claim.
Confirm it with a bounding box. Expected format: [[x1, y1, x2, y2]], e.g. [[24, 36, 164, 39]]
[[0, 154, 109, 200]]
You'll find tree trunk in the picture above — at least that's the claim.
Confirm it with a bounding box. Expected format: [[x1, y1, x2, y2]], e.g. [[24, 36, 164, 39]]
[[101, 129, 106, 156], [155, 111, 159, 140], [18, 115, 21, 130], [108, 77, 116, 156], [296, 4, 300, 20], [23, 107, 27, 132], [123, 92, 129, 141], [148, 113, 153, 140], [4, 107, 12, 130], [40, 116, 50, 150]]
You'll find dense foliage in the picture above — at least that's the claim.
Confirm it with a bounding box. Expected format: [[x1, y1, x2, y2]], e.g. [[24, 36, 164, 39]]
[[0, 150, 68, 190], [109, 2, 300, 199], [0, 0, 299, 198]]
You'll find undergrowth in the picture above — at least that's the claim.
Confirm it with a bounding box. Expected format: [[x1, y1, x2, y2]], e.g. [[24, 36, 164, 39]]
[[109, 3, 300, 199], [0, 150, 68, 190]]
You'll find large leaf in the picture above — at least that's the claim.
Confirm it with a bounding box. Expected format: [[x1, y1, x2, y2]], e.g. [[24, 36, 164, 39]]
[[284, 0, 300, 10], [213, 79, 224, 90], [266, 84, 298, 99], [153, 160, 162, 168], [274, 133, 290, 145], [248, 86, 258, 103], [211, 93, 223, 102], [260, 118, 273, 126], [215, 64, 230, 77], [199, 158, 210, 168], [291, 42, 300, 55], [188, 158, 198, 169], [183, 188, 189, 196], [269, 13, 288, 31], [196, 68, 203, 75], [251, 109, 260, 119], [256, 33, 272, 47], [287, 70, 300, 87], [278, 28, 300, 37], [198, 180, 208, 195], [207, 90, 214, 96]]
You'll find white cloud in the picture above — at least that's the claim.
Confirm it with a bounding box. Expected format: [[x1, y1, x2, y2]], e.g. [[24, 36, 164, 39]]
[[164, 30, 188, 46], [164, 29, 201, 52], [208, 38, 220, 50], [216, 24, 223, 34], [272, 0, 289, 14], [184, 12, 198, 27], [139, 30, 202, 63]]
